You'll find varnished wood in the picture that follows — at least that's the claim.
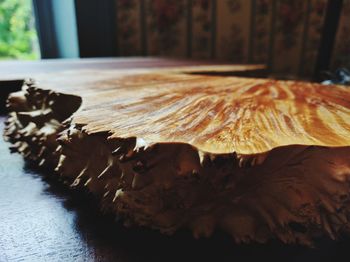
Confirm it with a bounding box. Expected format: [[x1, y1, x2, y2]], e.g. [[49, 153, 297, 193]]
[[23, 70, 350, 155]]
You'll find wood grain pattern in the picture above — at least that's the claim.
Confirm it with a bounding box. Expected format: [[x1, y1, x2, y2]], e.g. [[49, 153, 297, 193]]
[[27, 70, 350, 155]]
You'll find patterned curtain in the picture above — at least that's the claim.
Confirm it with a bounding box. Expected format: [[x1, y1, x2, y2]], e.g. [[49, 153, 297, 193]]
[[332, 0, 350, 70], [115, 0, 348, 77]]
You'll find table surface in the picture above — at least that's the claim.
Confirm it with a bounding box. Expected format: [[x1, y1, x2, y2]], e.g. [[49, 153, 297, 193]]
[[0, 57, 266, 80], [0, 57, 208, 76], [0, 58, 349, 262]]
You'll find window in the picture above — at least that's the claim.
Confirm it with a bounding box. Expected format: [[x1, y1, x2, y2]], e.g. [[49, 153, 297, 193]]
[[0, 0, 40, 60]]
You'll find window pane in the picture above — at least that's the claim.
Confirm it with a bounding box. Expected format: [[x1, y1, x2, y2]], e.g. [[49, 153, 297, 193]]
[[0, 0, 40, 60]]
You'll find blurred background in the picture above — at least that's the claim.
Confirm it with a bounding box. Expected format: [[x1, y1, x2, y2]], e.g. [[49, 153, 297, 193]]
[[0, 0, 349, 79]]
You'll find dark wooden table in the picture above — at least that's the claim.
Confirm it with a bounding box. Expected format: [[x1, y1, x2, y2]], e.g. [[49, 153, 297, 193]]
[[0, 57, 267, 79], [0, 57, 211, 76], [0, 58, 349, 262]]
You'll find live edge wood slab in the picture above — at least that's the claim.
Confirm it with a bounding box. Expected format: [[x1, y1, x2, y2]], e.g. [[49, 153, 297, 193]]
[[3, 59, 350, 247]]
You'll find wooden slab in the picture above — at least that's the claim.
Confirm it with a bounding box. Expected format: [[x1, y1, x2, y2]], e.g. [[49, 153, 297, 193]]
[[4, 61, 350, 245]]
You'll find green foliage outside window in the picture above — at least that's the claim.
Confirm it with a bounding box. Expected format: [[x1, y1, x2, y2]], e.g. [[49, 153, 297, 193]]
[[0, 0, 39, 60]]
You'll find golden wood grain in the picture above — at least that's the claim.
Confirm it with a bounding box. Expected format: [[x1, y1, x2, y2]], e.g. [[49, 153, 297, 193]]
[[29, 70, 350, 155]]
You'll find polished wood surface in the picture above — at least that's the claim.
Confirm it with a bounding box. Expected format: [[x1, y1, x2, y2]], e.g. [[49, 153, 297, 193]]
[[71, 73, 350, 154], [13, 68, 350, 155]]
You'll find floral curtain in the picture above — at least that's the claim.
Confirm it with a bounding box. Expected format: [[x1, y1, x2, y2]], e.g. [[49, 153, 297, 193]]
[[115, 0, 347, 77], [332, 0, 350, 70]]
